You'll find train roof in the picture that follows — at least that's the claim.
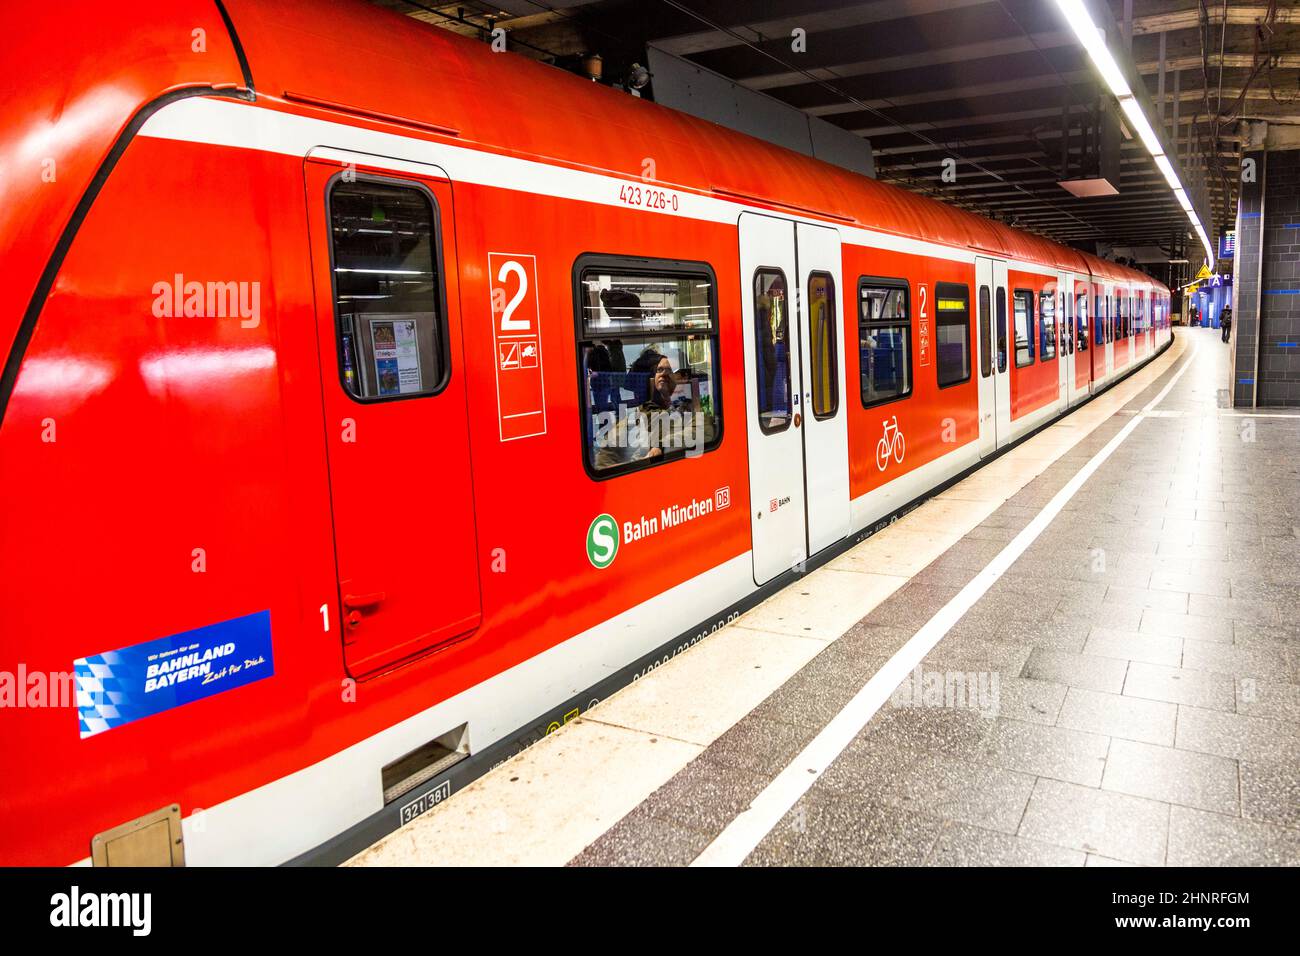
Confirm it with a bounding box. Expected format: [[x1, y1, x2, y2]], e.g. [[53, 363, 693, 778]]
[[220, 0, 1163, 292], [2, 0, 1168, 367], [0, 0, 248, 373]]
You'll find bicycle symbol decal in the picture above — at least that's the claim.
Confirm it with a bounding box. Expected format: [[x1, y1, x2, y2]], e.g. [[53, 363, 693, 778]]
[[876, 415, 906, 471]]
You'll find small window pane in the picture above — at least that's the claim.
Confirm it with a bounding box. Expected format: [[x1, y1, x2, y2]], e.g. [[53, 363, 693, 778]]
[[1040, 291, 1056, 360], [995, 287, 1008, 373], [754, 269, 792, 434], [979, 286, 992, 378], [859, 280, 911, 406], [808, 273, 839, 419], [578, 263, 720, 476], [1077, 293, 1089, 352], [1013, 290, 1035, 367], [936, 283, 971, 387], [330, 180, 444, 400]]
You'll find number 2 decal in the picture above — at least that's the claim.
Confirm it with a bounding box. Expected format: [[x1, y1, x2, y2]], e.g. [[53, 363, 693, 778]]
[[917, 284, 931, 368], [496, 260, 530, 331], [487, 253, 547, 441]]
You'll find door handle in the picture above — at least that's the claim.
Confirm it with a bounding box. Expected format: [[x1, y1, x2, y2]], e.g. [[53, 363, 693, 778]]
[[343, 591, 387, 610]]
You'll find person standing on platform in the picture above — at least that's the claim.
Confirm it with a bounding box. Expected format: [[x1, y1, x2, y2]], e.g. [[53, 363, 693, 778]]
[[1221, 305, 1233, 343]]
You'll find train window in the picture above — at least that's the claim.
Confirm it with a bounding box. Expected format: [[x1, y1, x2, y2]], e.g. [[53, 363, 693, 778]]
[[1076, 293, 1088, 352], [995, 287, 1008, 374], [1040, 291, 1057, 360], [1095, 298, 1104, 346], [935, 283, 972, 388], [808, 272, 839, 419], [329, 178, 447, 401], [753, 269, 792, 434], [1013, 290, 1035, 367], [1063, 292, 1072, 355], [978, 286, 992, 378], [858, 278, 912, 407], [575, 257, 721, 478]]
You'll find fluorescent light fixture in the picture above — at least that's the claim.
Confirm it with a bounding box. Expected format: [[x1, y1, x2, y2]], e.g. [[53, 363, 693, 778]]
[[1154, 154, 1180, 189], [1052, 0, 1213, 268], [1118, 96, 1164, 156], [1055, 0, 1131, 95]]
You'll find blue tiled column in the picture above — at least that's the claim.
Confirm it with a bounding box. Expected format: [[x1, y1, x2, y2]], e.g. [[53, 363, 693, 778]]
[[1234, 149, 1300, 407]]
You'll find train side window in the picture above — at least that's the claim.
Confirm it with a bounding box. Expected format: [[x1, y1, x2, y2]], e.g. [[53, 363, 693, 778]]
[[1013, 289, 1035, 367], [1094, 297, 1104, 346], [995, 286, 1008, 373], [1064, 292, 1073, 355], [858, 278, 912, 407], [936, 282, 972, 388], [978, 286, 992, 378], [575, 257, 721, 478], [329, 178, 447, 401], [808, 272, 839, 419], [1076, 293, 1088, 352], [753, 268, 792, 434], [1040, 291, 1057, 360]]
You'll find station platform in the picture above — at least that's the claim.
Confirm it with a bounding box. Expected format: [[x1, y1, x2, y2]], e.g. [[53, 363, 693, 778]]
[[351, 328, 1300, 868]]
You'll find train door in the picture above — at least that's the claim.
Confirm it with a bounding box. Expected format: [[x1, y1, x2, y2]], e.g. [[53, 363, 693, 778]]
[[1071, 281, 1090, 405], [305, 154, 482, 679], [795, 222, 851, 556], [975, 256, 1010, 454], [739, 213, 850, 584], [1144, 292, 1153, 354], [741, 213, 804, 584], [1090, 284, 1105, 390], [1057, 274, 1071, 406], [992, 261, 1012, 446], [1104, 288, 1115, 378]]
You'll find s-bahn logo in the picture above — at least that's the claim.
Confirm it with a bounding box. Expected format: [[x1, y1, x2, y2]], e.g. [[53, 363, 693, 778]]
[[586, 513, 620, 569]]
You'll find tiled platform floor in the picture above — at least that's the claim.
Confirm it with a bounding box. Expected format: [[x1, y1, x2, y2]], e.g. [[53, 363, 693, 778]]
[[571, 328, 1300, 867]]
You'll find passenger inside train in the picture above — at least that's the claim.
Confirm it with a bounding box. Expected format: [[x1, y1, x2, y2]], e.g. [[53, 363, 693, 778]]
[[580, 266, 719, 473]]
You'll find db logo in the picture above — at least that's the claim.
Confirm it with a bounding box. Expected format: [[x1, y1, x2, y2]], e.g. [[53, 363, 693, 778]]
[[715, 486, 731, 510], [769, 499, 778, 513]]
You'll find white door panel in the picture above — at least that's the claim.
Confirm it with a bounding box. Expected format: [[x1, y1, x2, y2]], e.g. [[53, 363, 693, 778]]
[[975, 258, 996, 457], [740, 213, 806, 584], [992, 260, 1012, 447], [1057, 272, 1071, 407], [795, 222, 850, 556]]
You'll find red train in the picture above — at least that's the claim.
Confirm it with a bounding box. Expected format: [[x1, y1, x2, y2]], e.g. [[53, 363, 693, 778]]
[[0, 0, 1171, 865]]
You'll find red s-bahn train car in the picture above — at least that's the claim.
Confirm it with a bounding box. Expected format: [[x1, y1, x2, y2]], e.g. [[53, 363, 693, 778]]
[[0, 0, 1171, 865]]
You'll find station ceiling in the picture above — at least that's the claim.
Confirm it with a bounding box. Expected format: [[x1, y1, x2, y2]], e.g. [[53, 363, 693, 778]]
[[371, 0, 1300, 266]]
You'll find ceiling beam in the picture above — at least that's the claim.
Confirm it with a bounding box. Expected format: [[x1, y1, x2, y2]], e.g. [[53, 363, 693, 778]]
[[739, 32, 1073, 92], [651, 0, 992, 55]]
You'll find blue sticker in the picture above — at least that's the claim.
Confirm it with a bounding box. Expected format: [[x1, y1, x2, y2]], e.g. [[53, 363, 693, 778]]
[[75, 610, 274, 739]]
